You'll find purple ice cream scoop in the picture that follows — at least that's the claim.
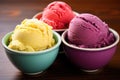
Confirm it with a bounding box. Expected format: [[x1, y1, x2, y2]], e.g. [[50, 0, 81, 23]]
[[68, 13, 115, 48]]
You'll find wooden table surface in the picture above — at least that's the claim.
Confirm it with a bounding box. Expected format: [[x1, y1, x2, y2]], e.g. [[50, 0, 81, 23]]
[[0, 0, 120, 80]]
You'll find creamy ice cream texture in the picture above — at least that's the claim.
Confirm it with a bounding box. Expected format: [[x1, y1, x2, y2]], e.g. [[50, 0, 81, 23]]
[[41, 1, 75, 29], [8, 19, 55, 52], [68, 13, 115, 48]]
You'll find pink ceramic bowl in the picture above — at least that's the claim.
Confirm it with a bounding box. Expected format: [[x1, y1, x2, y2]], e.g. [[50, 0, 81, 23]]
[[33, 11, 78, 35], [61, 28, 119, 72]]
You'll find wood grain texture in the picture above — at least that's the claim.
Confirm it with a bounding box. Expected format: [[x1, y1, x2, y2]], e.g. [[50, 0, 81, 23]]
[[0, 0, 120, 80]]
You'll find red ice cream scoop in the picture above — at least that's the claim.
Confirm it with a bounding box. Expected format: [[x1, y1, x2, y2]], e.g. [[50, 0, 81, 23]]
[[41, 1, 75, 29]]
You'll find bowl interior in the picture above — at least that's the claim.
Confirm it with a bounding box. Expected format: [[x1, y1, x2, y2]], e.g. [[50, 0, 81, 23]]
[[62, 28, 119, 51], [33, 12, 42, 20]]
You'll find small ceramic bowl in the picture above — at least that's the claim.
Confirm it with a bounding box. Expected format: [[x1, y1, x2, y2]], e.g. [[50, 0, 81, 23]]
[[33, 11, 78, 35], [61, 28, 119, 72], [2, 31, 61, 75]]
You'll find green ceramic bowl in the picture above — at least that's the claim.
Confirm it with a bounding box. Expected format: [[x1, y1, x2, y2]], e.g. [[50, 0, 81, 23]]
[[2, 31, 61, 75]]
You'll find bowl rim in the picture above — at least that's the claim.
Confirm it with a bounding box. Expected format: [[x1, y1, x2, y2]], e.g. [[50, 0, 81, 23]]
[[32, 11, 79, 32], [2, 31, 61, 55], [61, 28, 119, 51]]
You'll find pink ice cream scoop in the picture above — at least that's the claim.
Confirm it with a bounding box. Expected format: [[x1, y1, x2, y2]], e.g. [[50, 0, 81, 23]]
[[41, 1, 75, 29], [68, 13, 115, 48]]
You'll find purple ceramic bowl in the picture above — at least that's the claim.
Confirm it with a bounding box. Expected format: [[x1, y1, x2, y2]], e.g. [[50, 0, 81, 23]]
[[61, 28, 119, 72]]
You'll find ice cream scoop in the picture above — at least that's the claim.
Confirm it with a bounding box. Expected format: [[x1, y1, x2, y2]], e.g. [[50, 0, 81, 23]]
[[41, 1, 75, 29], [68, 13, 115, 48], [8, 19, 55, 52]]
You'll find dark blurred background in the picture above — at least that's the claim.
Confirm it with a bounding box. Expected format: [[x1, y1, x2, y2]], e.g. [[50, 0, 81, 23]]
[[0, 0, 120, 32]]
